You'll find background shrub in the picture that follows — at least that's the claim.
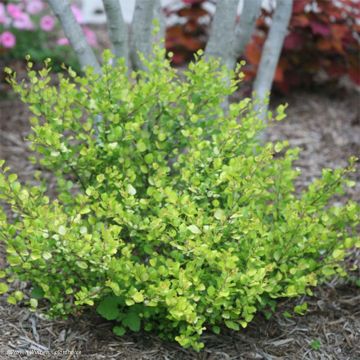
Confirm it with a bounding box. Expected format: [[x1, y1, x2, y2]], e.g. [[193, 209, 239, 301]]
[[0, 48, 359, 350], [245, 0, 360, 92], [165, 0, 360, 91]]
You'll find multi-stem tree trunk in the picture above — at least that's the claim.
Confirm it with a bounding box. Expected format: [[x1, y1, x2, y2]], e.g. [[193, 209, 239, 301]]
[[253, 0, 293, 122], [204, 0, 239, 70], [47, 0, 101, 73], [232, 0, 262, 67], [131, 0, 158, 71], [47, 0, 294, 122], [102, 0, 129, 66], [205, 0, 263, 72]]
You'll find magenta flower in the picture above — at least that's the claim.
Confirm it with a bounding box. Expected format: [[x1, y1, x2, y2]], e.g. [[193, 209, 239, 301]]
[[6, 4, 23, 20], [57, 37, 69, 46], [0, 31, 16, 48], [13, 13, 34, 30], [26, 0, 44, 15], [40, 15, 55, 32]]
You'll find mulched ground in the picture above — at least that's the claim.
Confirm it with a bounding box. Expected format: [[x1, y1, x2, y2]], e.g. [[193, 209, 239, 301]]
[[0, 86, 359, 359]]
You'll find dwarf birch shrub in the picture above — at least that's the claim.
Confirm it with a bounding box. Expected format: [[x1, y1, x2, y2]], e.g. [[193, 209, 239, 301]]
[[0, 48, 359, 350]]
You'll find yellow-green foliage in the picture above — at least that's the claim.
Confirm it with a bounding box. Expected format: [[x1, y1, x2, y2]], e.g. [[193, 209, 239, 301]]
[[0, 48, 359, 350]]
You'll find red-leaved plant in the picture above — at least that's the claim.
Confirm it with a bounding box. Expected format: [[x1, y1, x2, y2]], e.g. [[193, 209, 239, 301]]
[[165, 0, 360, 92], [244, 0, 360, 92]]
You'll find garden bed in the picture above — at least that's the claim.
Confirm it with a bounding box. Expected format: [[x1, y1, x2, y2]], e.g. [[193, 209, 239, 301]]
[[0, 89, 359, 359]]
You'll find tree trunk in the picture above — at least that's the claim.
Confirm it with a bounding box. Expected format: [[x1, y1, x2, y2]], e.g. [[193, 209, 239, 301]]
[[205, 0, 239, 70], [231, 0, 262, 69], [47, 0, 101, 73], [253, 0, 293, 123], [102, 0, 129, 67], [131, 0, 157, 71]]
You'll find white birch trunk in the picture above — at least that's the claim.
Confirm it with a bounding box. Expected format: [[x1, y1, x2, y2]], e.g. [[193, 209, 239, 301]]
[[253, 0, 293, 122], [205, 0, 239, 70], [232, 0, 262, 65], [102, 0, 129, 66], [131, 0, 157, 71], [47, 0, 101, 73]]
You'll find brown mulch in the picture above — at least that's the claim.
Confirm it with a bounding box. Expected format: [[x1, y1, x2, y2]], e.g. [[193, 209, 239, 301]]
[[0, 88, 359, 359]]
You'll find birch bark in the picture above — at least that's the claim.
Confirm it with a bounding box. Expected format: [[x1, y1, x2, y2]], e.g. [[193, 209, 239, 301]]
[[47, 0, 101, 73], [253, 0, 293, 122], [232, 0, 262, 67], [205, 0, 239, 69], [131, 0, 157, 71], [102, 0, 129, 66]]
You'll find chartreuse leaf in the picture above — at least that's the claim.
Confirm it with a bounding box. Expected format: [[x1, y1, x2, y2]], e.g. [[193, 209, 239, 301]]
[[7, 296, 17, 305], [76, 261, 88, 269], [127, 184, 136, 195], [214, 209, 226, 221], [14, 291, 24, 301], [30, 299, 38, 308], [294, 302, 308, 315], [0, 283, 9, 294], [187, 225, 201, 234], [132, 291, 144, 303]]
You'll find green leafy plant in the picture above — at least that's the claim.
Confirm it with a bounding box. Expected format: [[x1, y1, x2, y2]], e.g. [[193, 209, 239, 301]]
[[0, 47, 359, 351], [310, 339, 322, 351]]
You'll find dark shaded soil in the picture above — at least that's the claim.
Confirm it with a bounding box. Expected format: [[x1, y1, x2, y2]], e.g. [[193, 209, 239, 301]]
[[0, 88, 359, 359]]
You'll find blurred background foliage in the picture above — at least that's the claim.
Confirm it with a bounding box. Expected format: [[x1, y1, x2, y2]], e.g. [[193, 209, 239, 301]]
[[165, 0, 359, 92], [1, 0, 359, 92]]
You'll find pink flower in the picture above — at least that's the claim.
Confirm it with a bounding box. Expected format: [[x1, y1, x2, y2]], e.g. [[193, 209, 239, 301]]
[[0, 31, 16, 48], [57, 37, 69, 46], [71, 5, 83, 24], [83, 27, 97, 46], [6, 4, 23, 20], [26, 0, 44, 15], [13, 13, 34, 30], [40, 15, 55, 32]]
